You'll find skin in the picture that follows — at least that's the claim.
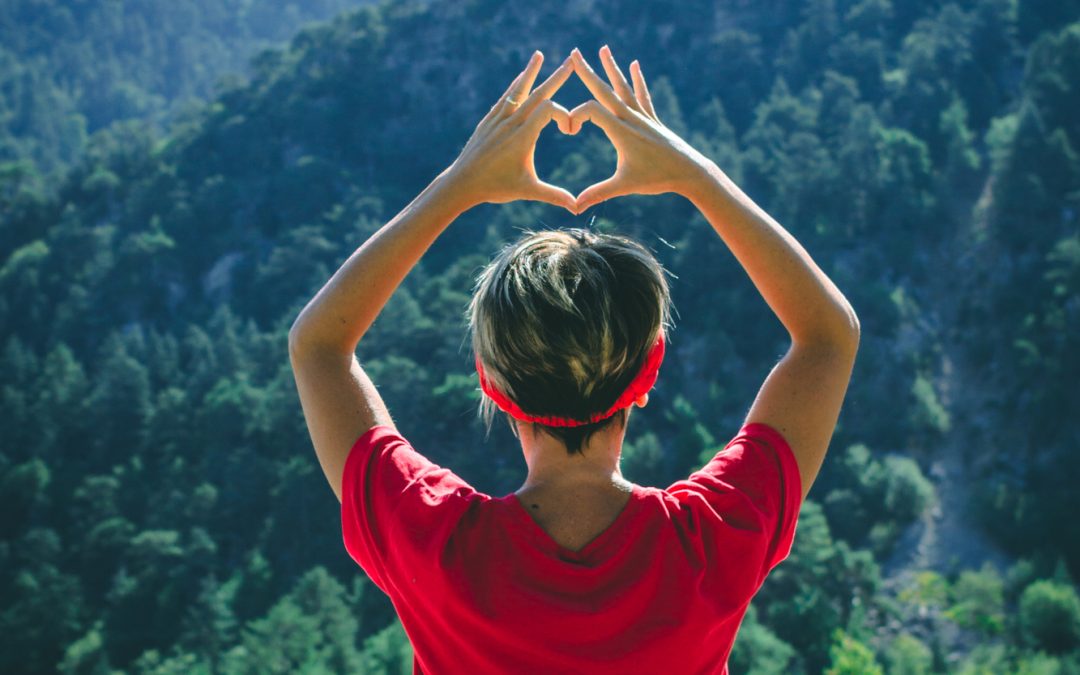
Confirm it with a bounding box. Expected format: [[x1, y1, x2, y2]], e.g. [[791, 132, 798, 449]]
[[289, 45, 860, 531], [514, 393, 648, 495], [509, 395, 648, 552]]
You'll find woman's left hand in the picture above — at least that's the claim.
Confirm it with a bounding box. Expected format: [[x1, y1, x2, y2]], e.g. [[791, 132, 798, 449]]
[[445, 51, 577, 212]]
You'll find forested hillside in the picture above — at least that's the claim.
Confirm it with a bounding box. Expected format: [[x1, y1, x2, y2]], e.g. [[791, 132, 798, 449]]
[[1, 0, 1079, 672], [0, 0, 372, 175]]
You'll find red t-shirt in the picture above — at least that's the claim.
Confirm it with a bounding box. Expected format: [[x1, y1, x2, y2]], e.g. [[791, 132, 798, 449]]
[[341, 421, 802, 674]]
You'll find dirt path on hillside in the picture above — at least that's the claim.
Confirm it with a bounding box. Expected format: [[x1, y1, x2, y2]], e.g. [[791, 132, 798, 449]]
[[881, 181, 1012, 582]]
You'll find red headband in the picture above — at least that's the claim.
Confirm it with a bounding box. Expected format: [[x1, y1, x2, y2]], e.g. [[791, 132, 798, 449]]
[[475, 334, 665, 427]]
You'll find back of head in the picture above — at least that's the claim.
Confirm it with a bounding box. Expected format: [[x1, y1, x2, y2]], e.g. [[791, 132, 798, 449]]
[[468, 228, 673, 455]]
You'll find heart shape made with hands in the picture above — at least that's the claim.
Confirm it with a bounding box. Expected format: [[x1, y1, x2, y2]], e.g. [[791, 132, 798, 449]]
[[537, 104, 604, 198], [463, 46, 693, 216]]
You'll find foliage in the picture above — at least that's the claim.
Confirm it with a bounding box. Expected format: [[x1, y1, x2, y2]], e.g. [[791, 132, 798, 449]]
[[1, 0, 1079, 672], [1019, 580, 1080, 654], [0, 0, 371, 174], [885, 633, 933, 675], [826, 629, 884, 675], [946, 564, 1006, 636], [818, 443, 934, 555], [970, 20, 1080, 570], [728, 606, 796, 675]]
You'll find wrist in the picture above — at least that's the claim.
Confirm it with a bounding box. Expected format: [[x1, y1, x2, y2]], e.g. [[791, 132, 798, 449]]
[[429, 164, 482, 215], [675, 158, 726, 204]]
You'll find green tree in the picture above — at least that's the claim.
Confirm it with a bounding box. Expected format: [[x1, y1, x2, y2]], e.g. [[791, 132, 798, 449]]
[[87, 335, 153, 464], [1019, 580, 1080, 653], [0, 458, 50, 537], [947, 564, 1006, 636], [621, 431, 664, 485], [0, 529, 86, 674], [359, 619, 413, 675], [225, 567, 361, 674], [885, 633, 932, 675], [31, 343, 90, 457], [825, 629, 884, 675], [729, 606, 796, 674], [758, 501, 880, 672], [58, 621, 111, 675], [178, 576, 237, 672], [939, 95, 981, 190]]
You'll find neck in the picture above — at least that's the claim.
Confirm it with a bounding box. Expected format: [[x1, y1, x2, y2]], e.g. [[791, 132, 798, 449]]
[[515, 420, 631, 493]]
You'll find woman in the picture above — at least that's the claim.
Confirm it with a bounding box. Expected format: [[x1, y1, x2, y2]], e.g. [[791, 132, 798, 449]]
[[289, 45, 860, 674]]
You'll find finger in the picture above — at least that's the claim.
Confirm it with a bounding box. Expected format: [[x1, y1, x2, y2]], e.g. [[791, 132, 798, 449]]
[[480, 68, 525, 125], [551, 101, 573, 135], [493, 52, 542, 119], [515, 54, 574, 120], [567, 99, 629, 138], [522, 100, 572, 137], [569, 48, 627, 117], [529, 180, 577, 212], [598, 45, 642, 113], [629, 60, 658, 120], [574, 176, 626, 213], [511, 50, 545, 103]]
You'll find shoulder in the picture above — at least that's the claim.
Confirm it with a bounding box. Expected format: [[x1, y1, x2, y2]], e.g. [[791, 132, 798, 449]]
[[342, 425, 481, 506], [668, 422, 801, 507]]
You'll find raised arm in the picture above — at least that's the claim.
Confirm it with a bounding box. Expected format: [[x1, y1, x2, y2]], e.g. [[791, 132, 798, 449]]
[[569, 46, 859, 500], [289, 50, 578, 500], [680, 162, 858, 502]]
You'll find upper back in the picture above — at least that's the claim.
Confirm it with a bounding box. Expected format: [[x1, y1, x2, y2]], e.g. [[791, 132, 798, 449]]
[[340, 421, 802, 674]]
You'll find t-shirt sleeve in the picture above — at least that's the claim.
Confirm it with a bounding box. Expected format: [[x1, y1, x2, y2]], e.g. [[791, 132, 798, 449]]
[[665, 421, 803, 588], [340, 425, 477, 594]]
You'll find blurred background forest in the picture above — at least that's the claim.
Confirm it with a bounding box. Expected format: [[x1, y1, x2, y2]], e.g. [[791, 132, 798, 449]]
[[1, 0, 1078, 672]]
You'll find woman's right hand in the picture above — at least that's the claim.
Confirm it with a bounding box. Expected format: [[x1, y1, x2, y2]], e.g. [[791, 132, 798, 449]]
[[568, 46, 713, 213]]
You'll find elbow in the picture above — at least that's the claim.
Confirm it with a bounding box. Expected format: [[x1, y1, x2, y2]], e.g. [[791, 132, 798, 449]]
[[287, 313, 311, 361], [796, 302, 860, 354], [841, 300, 860, 338], [288, 312, 352, 361], [839, 303, 861, 352]]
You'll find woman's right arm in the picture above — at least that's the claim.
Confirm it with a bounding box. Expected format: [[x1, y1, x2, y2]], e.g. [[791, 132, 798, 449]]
[[681, 160, 860, 501], [569, 46, 859, 500]]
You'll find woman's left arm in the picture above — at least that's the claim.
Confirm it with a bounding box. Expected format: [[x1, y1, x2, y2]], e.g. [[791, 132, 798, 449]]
[[289, 50, 576, 501]]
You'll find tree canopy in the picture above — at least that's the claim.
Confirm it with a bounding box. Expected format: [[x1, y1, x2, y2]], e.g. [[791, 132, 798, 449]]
[[2, 0, 1079, 672]]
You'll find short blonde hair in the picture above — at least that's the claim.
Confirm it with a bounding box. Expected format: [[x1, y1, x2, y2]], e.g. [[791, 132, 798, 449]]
[[468, 228, 673, 455]]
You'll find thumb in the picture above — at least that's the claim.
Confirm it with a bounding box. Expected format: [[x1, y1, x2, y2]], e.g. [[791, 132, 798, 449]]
[[528, 180, 577, 212], [574, 176, 625, 213], [568, 99, 626, 137], [524, 99, 573, 137]]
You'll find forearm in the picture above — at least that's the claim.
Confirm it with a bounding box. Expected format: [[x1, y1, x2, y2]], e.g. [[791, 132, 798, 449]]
[[680, 161, 859, 348], [289, 167, 474, 355]]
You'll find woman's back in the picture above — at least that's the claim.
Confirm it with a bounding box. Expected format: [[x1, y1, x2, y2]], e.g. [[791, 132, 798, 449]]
[[513, 479, 635, 552], [341, 422, 801, 674]]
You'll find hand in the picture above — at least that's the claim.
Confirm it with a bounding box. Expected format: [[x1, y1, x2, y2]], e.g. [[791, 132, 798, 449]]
[[568, 46, 712, 213], [446, 51, 578, 212]]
